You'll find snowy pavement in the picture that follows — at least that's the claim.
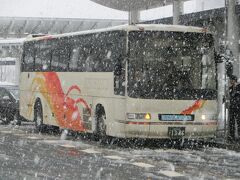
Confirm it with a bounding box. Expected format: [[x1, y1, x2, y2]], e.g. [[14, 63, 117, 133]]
[[0, 123, 240, 179]]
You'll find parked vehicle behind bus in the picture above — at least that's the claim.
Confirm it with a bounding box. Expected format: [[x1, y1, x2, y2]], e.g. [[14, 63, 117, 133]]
[[20, 24, 218, 139], [0, 38, 24, 125], [0, 84, 21, 125]]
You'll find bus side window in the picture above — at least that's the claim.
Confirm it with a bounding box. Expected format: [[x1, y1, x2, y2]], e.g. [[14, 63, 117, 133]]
[[101, 50, 113, 72], [51, 50, 60, 71], [34, 43, 42, 71], [23, 44, 35, 72], [77, 49, 86, 72], [51, 47, 69, 72], [35, 55, 42, 71], [106, 31, 126, 96], [58, 47, 69, 72], [84, 48, 96, 72], [41, 43, 51, 71], [69, 48, 80, 72], [33, 41, 51, 72], [41, 49, 51, 71]]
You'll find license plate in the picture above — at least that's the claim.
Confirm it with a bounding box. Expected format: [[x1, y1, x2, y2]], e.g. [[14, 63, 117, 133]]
[[168, 127, 185, 138]]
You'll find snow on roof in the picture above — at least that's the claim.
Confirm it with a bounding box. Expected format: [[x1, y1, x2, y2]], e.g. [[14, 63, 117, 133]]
[[0, 38, 25, 45], [25, 24, 210, 42], [0, 57, 17, 61], [0, 81, 17, 86]]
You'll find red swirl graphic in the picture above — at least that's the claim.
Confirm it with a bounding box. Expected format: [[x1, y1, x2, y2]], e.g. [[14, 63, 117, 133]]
[[32, 72, 91, 131], [180, 100, 206, 115]]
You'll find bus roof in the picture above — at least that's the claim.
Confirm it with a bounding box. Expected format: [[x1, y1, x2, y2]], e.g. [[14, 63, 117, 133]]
[[25, 24, 210, 42]]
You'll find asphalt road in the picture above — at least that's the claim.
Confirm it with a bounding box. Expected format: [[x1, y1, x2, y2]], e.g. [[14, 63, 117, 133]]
[[0, 122, 240, 180]]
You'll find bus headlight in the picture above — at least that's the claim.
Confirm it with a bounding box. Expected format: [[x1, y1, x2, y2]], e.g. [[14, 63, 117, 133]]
[[127, 113, 151, 120], [201, 114, 217, 120], [201, 115, 206, 120], [200, 114, 217, 121]]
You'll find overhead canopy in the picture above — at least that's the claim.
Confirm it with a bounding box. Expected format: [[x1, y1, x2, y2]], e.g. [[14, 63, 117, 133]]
[[0, 17, 127, 38], [90, 0, 188, 11]]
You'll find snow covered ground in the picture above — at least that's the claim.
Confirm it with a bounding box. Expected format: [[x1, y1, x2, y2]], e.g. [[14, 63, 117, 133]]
[[0, 122, 240, 179]]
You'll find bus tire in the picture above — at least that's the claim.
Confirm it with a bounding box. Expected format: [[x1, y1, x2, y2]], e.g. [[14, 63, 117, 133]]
[[34, 100, 45, 133], [95, 105, 107, 139]]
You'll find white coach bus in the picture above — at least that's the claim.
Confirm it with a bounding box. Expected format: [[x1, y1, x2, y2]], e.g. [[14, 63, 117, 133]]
[[20, 24, 218, 139]]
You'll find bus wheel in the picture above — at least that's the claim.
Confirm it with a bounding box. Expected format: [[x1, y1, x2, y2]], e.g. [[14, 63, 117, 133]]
[[95, 106, 107, 139], [34, 101, 45, 133]]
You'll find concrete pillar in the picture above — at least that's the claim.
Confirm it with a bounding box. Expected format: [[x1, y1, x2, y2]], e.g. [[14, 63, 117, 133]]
[[214, 20, 227, 137], [217, 61, 227, 136], [173, 0, 183, 25], [217, 0, 240, 139], [129, 10, 140, 24], [227, 0, 240, 76]]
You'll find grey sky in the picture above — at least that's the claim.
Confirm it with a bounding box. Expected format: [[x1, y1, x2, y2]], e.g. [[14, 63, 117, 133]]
[[0, 0, 128, 19], [141, 0, 225, 20], [0, 0, 225, 20]]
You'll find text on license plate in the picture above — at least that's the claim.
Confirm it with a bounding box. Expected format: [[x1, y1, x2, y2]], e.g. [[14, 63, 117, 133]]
[[168, 127, 185, 138]]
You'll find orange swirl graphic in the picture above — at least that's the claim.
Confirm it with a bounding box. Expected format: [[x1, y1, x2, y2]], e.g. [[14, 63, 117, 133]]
[[30, 72, 91, 131], [180, 100, 206, 115]]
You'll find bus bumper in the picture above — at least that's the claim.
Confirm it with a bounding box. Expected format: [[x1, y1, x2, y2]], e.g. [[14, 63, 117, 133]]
[[122, 121, 217, 139]]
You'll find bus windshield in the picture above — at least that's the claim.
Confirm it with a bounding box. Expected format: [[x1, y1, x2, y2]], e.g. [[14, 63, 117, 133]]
[[128, 31, 217, 100]]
